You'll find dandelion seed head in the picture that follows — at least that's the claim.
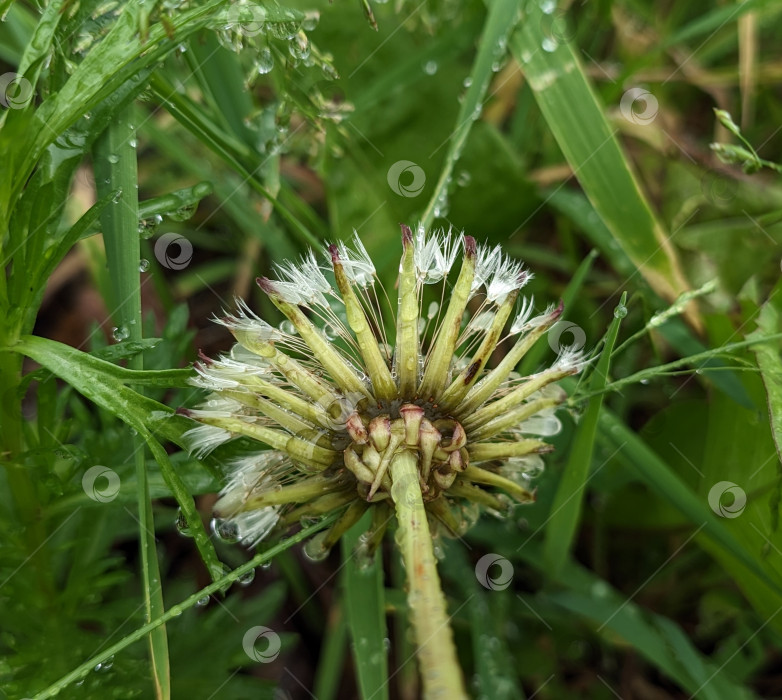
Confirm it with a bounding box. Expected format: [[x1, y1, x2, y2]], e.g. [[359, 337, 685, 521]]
[[180, 224, 588, 548]]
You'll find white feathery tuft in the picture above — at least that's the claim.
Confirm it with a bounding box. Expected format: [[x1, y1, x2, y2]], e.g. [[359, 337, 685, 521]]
[[182, 424, 233, 458], [414, 224, 460, 284], [333, 232, 375, 287], [275, 250, 332, 307], [510, 296, 535, 334]]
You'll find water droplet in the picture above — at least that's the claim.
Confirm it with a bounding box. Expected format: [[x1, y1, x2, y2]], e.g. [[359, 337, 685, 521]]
[[640, 378, 650, 385], [195, 595, 209, 607], [138, 258, 150, 272], [112, 326, 129, 342], [256, 46, 274, 74], [456, 170, 471, 187], [471, 105, 482, 121], [614, 304, 628, 319], [322, 62, 339, 80], [128, 138, 137, 148], [175, 509, 193, 537], [322, 323, 338, 341], [211, 517, 240, 544], [238, 568, 256, 586], [279, 320, 297, 335], [168, 203, 197, 222], [111, 189, 122, 204], [302, 11, 319, 30], [542, 37, 558, 52], [540, 0, 556, 14], [427, 301, 439, 319], [289, 32, 310, 61], [107, 153, 119, 164], [423, 60, 438, 75], [303, 531, 331, 562], [260, 560, 272, 570], [463, 76, 472, 88]]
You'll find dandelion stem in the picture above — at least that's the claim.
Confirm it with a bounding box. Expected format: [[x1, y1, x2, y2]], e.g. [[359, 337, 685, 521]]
[[389, 449, 467, 700]]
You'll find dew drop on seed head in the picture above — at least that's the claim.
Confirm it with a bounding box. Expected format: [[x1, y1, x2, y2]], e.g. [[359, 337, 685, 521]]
[[112, 326, 129, 342], [211, 517, 240, 544], [427, 301, 439, 319], [613, 304, 627, 319], [322, 323, 338, 341], [139, 258, 149, 272], [279, 319, 297, 335]]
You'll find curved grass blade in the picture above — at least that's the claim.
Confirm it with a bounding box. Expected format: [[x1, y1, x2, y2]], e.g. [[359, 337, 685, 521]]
[[511, 3, 692, 311]]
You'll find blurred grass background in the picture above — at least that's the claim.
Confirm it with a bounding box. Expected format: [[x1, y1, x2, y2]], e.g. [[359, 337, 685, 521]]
[[1, 0, 782, 698]]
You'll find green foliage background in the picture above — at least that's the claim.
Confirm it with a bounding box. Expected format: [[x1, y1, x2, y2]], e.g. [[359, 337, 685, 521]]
[[1, 0, 781, 698]]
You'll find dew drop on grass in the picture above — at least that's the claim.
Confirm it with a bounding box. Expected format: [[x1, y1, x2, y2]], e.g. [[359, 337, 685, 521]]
[[112, 326, 129, 342], [457, 170, 471, 187], [238, 568, 256, 586], [195, 595, 209, 607], [540, 0, 556, 13], [542, 37, 558, 52], [302, 11, 319, 30], [175, 509, 193, 537], [107, 153, 119, 164], [256, 47, 274, 74], [138, 259, 149, 272], [303, 530, 331, 562], [614, 304, 628, 319], [423, 60, 438, 75]]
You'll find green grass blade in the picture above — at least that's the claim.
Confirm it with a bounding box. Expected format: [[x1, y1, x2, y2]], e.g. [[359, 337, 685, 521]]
[[341, 512, 389, 700], [598, 406, 782, 598], [421, 0, 521, 229], [313, 604, 348, 700], [747, 285, 782, 463], [31, 513, 340, 700], [511, 4, 690, 305], [543, 292, 627, 577], [93, 110, 170, 699]]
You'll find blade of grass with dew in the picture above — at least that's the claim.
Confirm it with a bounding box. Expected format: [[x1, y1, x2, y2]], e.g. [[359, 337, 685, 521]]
[[93, 111, 169, 698], [148, 72, 321, 248], [8, 334, 225, 581], [511, 4, 692, 310], [31, 512, 340, 700], [596, 406, 782, 600], [420, 0, 521, 229], [341, 512, 389, 700], [543, 292, 626, 578]]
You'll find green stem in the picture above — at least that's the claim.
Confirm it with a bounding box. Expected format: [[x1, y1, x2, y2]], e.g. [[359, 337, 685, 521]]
[[389, 449, 467, 700], [93, 107, 170, 699]]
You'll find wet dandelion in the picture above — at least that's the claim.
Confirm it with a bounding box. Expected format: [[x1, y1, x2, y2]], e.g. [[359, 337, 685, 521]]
[[178, 224, 587, 698]]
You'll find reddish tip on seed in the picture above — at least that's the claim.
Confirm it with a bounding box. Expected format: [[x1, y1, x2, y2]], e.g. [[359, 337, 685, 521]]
[[552, 299, 565, 319], [463, 235, 477, 257], [400, 223, 413, 247], [328, 243, 340, 263], [197, 349, 213, 365], [256, 277, 276, 294], [517, 269, 531, 286], [175, 407, 193, 417]]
